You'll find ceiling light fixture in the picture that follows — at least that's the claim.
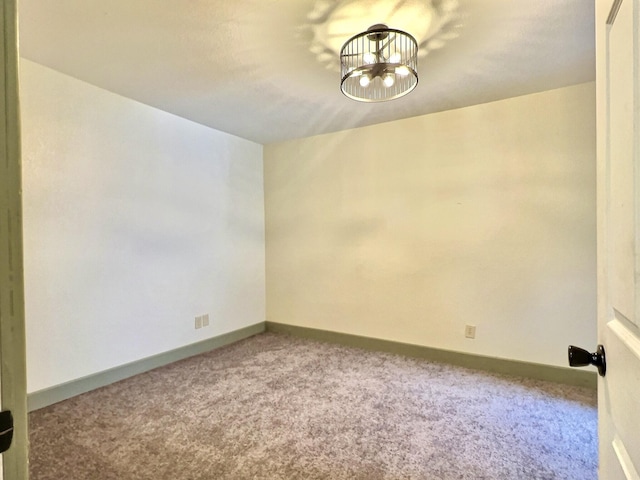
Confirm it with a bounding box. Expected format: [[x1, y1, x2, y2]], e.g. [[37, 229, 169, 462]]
[[340, 24, 418, 102]]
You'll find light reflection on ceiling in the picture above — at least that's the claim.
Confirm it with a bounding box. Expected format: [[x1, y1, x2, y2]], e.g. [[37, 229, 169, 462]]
[[304, 0, 463, 71]]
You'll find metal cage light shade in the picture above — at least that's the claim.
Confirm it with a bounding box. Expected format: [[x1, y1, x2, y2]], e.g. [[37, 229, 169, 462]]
[[340, 24, 418, 102]]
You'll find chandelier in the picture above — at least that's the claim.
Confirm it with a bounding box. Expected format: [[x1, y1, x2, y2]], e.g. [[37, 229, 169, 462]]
[[340, 24, 418, 102]]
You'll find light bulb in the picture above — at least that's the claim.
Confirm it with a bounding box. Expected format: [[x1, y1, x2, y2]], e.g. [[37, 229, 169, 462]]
[[389, 52, 401, 63], [363, 52, 376, 65], [359, 75, 371, 87], [383, 73, 395, 88], [395, 65, 410, 76]]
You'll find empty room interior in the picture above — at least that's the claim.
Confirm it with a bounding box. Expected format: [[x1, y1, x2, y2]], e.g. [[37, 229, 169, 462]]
[[15, 0, 602, 478]]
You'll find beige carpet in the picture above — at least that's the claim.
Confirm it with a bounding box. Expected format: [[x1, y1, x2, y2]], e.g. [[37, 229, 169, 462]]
[[29, 333, 597, 479]]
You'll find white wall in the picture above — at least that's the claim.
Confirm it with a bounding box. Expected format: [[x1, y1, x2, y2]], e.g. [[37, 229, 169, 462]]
[[264, 83, 597, 368], [20, 57, 595, 391], [21, 59, 265, 393]]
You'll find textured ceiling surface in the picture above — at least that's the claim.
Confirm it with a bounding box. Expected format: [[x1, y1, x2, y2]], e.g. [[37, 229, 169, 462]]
[[19, 0, 595, 145]]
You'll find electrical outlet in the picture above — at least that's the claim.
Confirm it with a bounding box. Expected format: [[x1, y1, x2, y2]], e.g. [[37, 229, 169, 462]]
[[195, 316, 203, 329], [465, 324, 476, 339], [202, 314, 209, 327]]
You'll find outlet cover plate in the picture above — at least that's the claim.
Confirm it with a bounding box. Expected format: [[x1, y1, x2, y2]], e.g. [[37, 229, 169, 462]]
[[465, 325, 476, 339]]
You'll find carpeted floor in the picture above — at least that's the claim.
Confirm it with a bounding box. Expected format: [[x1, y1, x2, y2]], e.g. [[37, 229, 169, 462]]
[[29, 333, 597, 479]]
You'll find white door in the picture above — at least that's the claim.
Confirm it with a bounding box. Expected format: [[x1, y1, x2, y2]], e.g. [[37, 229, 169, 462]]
[[596, 0, 640, 478], [0, 0, 29, 478]]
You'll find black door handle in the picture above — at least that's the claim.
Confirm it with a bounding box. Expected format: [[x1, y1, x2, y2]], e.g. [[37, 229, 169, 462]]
[[0, 410, 13, 454], [568, 345, 606, 377]]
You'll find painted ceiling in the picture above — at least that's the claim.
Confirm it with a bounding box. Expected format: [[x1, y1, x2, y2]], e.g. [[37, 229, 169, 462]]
[[19, 0, 595, 144]]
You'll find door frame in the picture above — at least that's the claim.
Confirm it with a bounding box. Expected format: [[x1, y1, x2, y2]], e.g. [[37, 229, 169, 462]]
[[0, 0, 29, 478]]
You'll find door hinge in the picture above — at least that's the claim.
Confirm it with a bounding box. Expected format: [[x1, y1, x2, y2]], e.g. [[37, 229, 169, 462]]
[[0, 411, 14, 454]]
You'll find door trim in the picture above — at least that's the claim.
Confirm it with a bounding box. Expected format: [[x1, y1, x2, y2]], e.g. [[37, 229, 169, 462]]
[[0, 0, 29, 477]]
